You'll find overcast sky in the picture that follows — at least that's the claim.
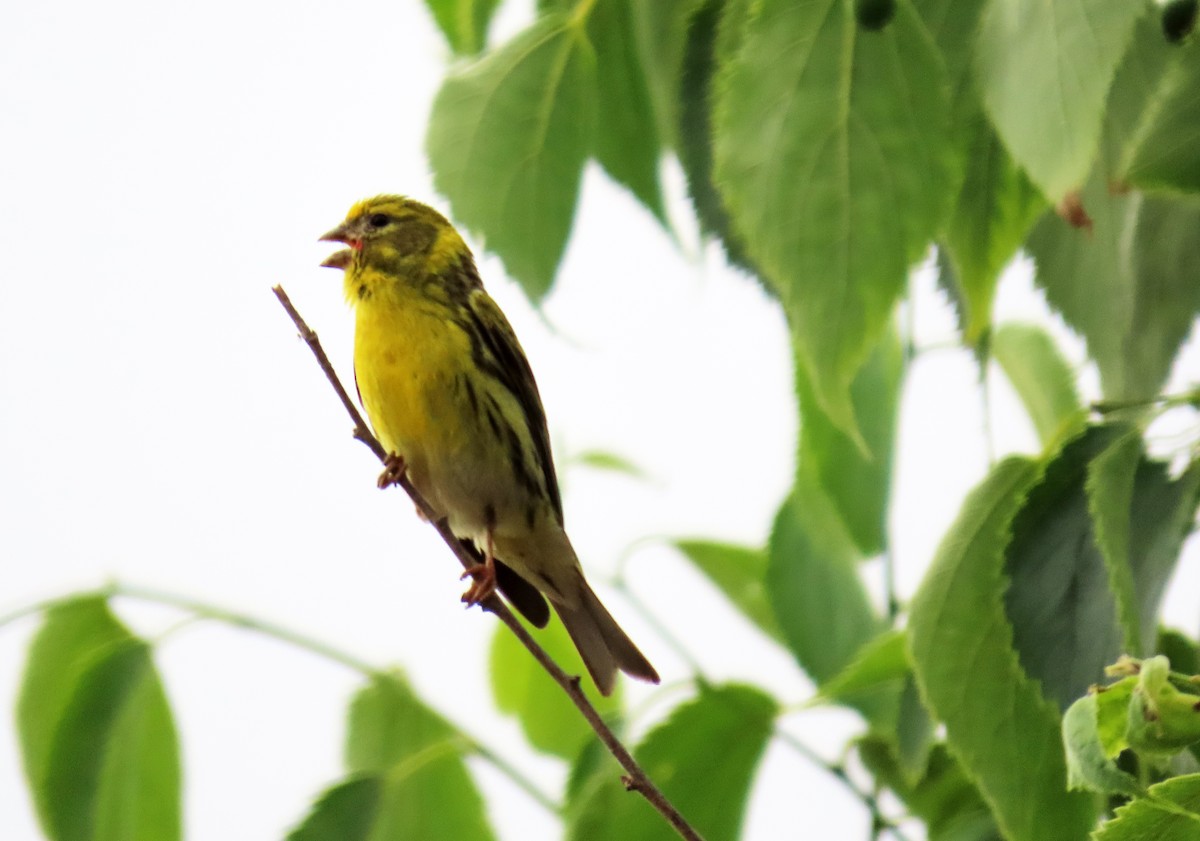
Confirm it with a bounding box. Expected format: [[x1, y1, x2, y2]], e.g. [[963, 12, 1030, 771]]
[[2, 1, 1199, 839]]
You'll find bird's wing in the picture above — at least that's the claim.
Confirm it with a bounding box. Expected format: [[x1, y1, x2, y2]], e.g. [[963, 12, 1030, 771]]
[[463, 289, 564, 523]]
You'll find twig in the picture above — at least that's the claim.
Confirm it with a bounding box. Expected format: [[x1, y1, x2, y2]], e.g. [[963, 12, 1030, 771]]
[[272, 285, 704, 841]]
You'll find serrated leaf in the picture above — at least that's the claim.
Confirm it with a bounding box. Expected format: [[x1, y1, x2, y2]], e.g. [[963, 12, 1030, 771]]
[[767, 483, 881, 686], [427, 15, 595, 299], [631, 0, 706, 150], [1127, 458, 1200, 656], [795, 322, 903, 556], [1027, 170, 1200, 403], [672, 540, 782, 643], [489, 616, 620, 759], [423, 0, 500, 55], [1095, 774, 1200, 841], [587, 0, 666, 220], [677, 0, 757, 273], [1004, 426, 1130, 712], [1062, 693, 1142, 797], [566, 684, 777, 841], [345, 673, 496, 840], [713, 0, 954, 433], [1121, 35, 1200, 193], [909, 457, 1097, 841], [286, 777, 382, 841], [18, 598, 180, 841], [43, 639, 180, 841], [991, 322, 1084, 447], [1086, 429, 1144, 653], [940, 117, 1045, 344], [917, 0, 1043, 345], [976, 0, 1143, 201]]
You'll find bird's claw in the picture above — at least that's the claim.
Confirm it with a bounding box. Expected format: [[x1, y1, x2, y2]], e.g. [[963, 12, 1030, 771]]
[[377, 453, 407, 489], [460, 563, 497, 607]]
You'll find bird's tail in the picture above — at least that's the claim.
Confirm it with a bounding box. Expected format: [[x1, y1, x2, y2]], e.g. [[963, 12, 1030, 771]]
[[554, 578, 660, 696]]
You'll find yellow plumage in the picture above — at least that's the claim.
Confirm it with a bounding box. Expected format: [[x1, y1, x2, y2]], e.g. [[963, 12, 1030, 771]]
[[320, 195, 658, 695]]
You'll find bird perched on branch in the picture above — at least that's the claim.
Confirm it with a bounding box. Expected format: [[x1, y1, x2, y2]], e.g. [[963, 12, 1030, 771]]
[[320, 195, 659, 695]]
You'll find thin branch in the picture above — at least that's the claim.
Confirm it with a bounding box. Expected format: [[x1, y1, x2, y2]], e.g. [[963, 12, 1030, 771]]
[[272, 285, 704, 841]]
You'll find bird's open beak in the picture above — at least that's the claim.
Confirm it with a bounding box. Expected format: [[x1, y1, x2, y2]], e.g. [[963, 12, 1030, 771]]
[[319, 222, 352, 244], [320, 221, 358, 270], [321, 249, 353, 270]]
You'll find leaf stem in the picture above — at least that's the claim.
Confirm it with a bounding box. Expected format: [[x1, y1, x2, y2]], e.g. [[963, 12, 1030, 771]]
[[272, 285, 705, 841], [772, 727, 911, 841]]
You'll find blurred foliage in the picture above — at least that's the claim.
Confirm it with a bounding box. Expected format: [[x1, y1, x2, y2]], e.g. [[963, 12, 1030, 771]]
[[12, 0, 1200, 839]]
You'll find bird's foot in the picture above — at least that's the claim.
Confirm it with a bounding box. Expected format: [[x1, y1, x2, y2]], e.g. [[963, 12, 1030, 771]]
[[377, 453, 407, 489], [460, 562, 497, 607]]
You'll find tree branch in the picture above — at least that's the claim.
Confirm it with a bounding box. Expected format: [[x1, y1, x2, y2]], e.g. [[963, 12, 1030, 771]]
[[272, 285, 703, 841]]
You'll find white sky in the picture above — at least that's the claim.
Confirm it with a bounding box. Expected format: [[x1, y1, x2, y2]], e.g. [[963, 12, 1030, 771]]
[[2, 1, 1198, 839]]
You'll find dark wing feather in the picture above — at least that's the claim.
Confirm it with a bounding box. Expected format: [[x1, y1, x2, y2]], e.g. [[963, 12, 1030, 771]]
[[463, 290, 564, 523]]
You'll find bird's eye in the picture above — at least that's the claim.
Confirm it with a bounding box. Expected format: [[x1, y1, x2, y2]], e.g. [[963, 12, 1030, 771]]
[[367, 213, 390, 229]]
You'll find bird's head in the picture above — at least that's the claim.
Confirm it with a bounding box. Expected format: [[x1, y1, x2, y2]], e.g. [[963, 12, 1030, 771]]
[[320, 195, 466, 278]]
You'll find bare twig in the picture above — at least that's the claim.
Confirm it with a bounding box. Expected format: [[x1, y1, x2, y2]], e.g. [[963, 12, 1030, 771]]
[[272, 285, 703, 841]]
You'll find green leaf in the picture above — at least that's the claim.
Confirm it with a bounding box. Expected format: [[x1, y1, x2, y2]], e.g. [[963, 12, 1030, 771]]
[[1004, 426, 1129, 712], [567, 684, 777, 841], [1157, 628, 1200, 676], [489, 616, 621, 759], [345, 673, 496, 840], [1121, 36, 1200, 194], [671, 540, 782, 643], [858, 738, 999, 841], [427, 15, 596, 299], [18, 597, 131, 818], [43, 640, 181, 841], [1027, 171, 1200, 403], [286, 777, 382, 841], [1061, 693, 1142, 797], [1125, 458, 1200, 657], [917, 0, 1044, 345], [1095, 774, 1200, 841], [1094, 674, 1136, 758], [817, 629, 909, 704], [1128, 655, 1200, 756], [940, 118, 1045, 345], [423, 0, 500, 55], [570, 449, 646, 479], [18, 598, 180, 841], [976, 0, 1143, 201], [587, 0, 666, 220], [913, 0, 987, 104], [795, 322, 903, 555], [991, 322, 1084, 447], [767, 483, 881, 686], [631, 0, 706, 150], [677, 0, 757, 273], [1086, 429, 1144, 653], [713, 0, 954, 433], [909, 457, 1097, 841]]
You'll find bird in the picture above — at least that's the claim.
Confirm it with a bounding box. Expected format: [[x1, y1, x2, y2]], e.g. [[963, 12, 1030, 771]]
[[319, 195, 659, 695]]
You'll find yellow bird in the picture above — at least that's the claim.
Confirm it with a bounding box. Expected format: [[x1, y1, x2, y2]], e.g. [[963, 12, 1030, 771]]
[[320, 195, 659, 695]]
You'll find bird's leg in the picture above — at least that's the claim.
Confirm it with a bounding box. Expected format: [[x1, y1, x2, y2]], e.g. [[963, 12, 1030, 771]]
[[376, 453, 407, 489], [461, 528, 498, 607]]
